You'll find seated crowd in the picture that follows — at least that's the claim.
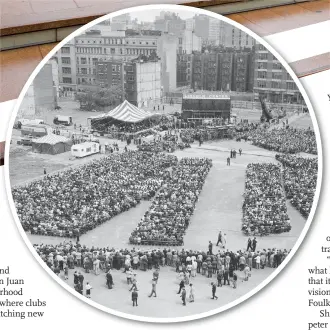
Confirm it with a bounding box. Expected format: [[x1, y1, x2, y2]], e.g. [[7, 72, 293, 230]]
[[276, 154, 317, 218], [238, 127, 317, 154], [13, 151, 178, 237], [129, 158, 212, 245], [242, 163, 291, 236]]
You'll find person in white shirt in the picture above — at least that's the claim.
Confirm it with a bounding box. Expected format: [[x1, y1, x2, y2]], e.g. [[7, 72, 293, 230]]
[[85, 282, 92, 298], [255, 254, 261, 269]]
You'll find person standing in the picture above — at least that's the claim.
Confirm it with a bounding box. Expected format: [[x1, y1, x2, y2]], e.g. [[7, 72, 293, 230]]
[[232, 272, 238, 289], [148, 278, 157, 298], [43, 167, 47, 175], [85, 282, 92, 298], [222, 234, 227, 249], [247, 238, 252, 251], [227, 157, 230, 166], [239, 148, 242, 156], [211, 282, 218, 300], [106, 271, 113, 289], [208, 241, 213, 255], [181, 286, 187, 306], [177, 279, 185, 294], [252, 237, 257, 252], [188, 283, 194, 303], [132, 288, 138, 307]]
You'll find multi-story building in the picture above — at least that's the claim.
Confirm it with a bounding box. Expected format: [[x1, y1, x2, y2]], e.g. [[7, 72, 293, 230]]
[[95, 58, 161, 107], [253, 43, 302, 103], [96, 60, 124, 90], [154, 12, 185, 37], [157, 33, 177, 93], [177, 54, 193, 88], [232, 52, 252, 92], [20, 58, 59, 117], [74, 29, 161, 90], [220, 22, 254, 49], [217, 52, 234, 91], [55, 39, 77, 91], [178, 30, 202, 54], [192, 53, 217, 91]]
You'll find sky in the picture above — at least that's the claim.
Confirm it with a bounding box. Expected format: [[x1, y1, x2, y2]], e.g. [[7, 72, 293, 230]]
[[129, 9, 196, 23]]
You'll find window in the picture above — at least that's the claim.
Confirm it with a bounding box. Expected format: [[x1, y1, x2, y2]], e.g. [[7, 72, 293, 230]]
[[272, 72, 282, 80], [257, 81, 267, 88], [111, 48, 115, 54], [81, 68, 87, 74], [287, 82, 296, 90], [62, 67, 71, 74], [257, 71, 267, 79], [258, 53, 268, 60], [273, 62, 283, 70], [271, 81, 281, 89], [63, 77, 72, 83], [61, 47, 70, 54], [81, 57, 87, 64], [86, 147, 91, 152], [92, 58, 98, 65], [62, 57, 71, 64]]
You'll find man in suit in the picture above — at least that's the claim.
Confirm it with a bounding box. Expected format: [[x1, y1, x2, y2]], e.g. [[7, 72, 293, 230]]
[[132, 288, 138, 307], [181, 286, 186, 306], [211, 282, 218, 300], [216, 231, 222, 247]]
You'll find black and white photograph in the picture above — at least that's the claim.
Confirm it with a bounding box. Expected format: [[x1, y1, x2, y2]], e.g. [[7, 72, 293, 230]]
[[7, 5, 321, 321]]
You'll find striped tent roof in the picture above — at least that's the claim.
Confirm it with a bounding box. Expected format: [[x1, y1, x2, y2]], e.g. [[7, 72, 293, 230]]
[[92, 100, 160, 123], [32, 134, 70, 145]]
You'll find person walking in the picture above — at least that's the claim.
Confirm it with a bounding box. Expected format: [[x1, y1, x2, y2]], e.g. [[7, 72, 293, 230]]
[[239, 148, 242, 156], [211, 282, 218, 300], [148, 278, 157, 298], [129, 274, 138, 291], [216, 231, 222, 247], [132, 288, 138, 307]]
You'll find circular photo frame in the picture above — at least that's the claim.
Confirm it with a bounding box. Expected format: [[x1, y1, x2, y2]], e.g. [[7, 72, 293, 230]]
[[5, 4, 322, 323]]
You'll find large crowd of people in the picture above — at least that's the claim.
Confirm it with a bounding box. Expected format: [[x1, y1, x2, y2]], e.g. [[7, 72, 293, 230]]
[[13, 151, 178, 237], [276, 154, 317, 218], [34, 240, 290, 304], [237, 127, 317, 155], [129, 158, 212, 245], [242, 163, 291, 236]]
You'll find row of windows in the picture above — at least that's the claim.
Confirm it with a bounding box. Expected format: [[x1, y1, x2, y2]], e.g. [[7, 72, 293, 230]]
[[77, 38, 157, 46], [257, 81, 297, 90]]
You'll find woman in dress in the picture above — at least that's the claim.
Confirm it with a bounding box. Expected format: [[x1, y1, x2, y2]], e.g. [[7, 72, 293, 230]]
[[188, 283, 194, 302]]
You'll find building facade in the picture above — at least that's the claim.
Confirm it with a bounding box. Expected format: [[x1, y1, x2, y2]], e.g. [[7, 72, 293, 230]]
[[253, 43, 302, 103], [55, 39, 77, 91], [157, 33, 177, 93], [95, 58, 161, 107], [177, 54, 193, 88], [192, 53, 218, 91], [74, 29, 160, 90]]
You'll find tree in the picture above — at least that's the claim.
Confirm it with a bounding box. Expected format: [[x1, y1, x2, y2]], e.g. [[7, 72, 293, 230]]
[[76, 85, 124, 111]]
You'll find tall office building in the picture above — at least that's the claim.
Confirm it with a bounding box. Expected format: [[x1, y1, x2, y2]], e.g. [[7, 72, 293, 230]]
[[157, 33, 177, 93]]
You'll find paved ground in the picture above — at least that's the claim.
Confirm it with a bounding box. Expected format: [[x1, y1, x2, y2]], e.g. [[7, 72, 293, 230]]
[[56, 263, 275, 318]]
